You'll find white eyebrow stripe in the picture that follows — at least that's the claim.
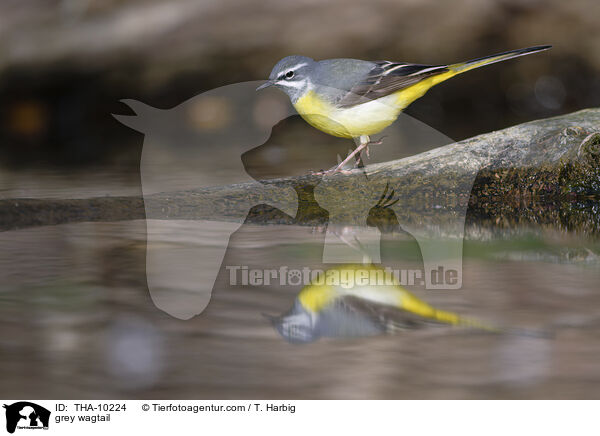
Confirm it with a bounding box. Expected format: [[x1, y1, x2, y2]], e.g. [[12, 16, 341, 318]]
[[286, 62, 308, 71]]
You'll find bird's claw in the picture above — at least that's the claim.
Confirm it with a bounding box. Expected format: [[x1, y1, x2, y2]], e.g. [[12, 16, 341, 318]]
[[312, 136, 387, 175]]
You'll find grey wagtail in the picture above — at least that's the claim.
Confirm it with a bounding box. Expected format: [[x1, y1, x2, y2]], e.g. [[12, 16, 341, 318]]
[[257, 45, 551, 173], [264, 264, 550, 344], [264, 264, 496, 343]]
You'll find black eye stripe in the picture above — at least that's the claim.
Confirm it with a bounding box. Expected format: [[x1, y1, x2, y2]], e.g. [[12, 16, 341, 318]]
[[276, 70, 295, 81]]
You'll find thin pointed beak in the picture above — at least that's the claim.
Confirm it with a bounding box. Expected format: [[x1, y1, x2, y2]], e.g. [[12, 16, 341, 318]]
[[256, 80, 274, 91]]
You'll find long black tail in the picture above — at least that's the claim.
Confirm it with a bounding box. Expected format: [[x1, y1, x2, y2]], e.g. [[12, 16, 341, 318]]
[[450, 45, 552, 74]]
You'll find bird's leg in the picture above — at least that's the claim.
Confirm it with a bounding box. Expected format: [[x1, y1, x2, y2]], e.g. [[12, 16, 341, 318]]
[[310, 136, 385, 175], [331, 135, 387, 173], [358, 134, 386, 160], [331, 135, 371, 173], [353, 150, 364, 168], [353, 135, 370, 167], [361, 134, 371, 160]]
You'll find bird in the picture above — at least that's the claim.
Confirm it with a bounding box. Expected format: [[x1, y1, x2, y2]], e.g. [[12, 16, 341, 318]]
[[264, 264, 500, 344], [257, 45, 551, 173]]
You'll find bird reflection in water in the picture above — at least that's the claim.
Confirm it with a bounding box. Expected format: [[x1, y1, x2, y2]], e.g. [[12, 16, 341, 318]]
[[265, 264, 498, 344], [265, 181, 551, 343]]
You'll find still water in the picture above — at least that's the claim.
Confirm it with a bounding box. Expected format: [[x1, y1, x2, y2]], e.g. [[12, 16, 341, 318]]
[[1, 164, 599, 399]]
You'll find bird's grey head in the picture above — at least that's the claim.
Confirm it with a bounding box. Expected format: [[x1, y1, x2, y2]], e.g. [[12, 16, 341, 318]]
[[256, 55, 316, 103], [263, 301, 319, 344]]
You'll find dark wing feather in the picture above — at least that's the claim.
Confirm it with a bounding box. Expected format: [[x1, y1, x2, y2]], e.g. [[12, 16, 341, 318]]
[[337, 61, 449, 108], [331, 295, 447, 334]]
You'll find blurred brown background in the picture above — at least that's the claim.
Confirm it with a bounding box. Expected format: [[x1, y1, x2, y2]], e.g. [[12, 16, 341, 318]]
[[1, 0, 599, 168]]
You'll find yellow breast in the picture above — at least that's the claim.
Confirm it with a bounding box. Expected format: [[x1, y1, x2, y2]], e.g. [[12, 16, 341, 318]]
[[293, 91, 401, 139], [293, 72, 457, 139]]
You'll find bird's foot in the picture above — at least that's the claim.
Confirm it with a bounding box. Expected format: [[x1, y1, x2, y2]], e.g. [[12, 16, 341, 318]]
[[331, 136, 387, 174], [309, 136, 386, 176]]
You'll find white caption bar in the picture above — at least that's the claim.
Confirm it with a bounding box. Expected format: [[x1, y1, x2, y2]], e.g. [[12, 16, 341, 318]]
[[0, 400, 596, 435]]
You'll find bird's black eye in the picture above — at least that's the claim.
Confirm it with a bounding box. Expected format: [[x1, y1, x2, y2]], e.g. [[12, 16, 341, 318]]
[[285, 70, 294, 79]]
